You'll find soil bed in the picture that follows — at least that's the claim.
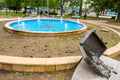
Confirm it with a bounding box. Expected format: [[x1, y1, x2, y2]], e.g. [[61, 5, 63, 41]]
[[0, 21, 120, 58]]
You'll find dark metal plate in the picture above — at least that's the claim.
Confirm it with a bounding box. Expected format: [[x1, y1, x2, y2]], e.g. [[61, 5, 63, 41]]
[[80, 30, 107, 65]]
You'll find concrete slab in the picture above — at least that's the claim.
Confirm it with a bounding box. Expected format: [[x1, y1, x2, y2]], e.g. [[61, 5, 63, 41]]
[[72, 56, 120, 80]]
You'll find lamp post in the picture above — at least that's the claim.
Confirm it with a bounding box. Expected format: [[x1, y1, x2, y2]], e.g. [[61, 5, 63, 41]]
[[4, 0, 7, 15], [47, 0, 49, 18], [4, 0, 9, 18]]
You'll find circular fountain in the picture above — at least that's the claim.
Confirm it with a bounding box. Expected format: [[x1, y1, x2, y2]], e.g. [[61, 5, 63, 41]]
[[5, 18, 87, 36]]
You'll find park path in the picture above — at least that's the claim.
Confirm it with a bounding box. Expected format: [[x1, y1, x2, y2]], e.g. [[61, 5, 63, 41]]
[[0, 18, 17, 21], [80, 20, 120, 30]]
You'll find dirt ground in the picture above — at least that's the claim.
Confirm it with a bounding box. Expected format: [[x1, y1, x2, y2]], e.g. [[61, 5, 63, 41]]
[[0, 69, 75, 80], [0, 21, 119, 58]]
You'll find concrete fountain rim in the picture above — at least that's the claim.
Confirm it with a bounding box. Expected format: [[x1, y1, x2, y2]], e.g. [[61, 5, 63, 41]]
[[4, 18, 87, 36]]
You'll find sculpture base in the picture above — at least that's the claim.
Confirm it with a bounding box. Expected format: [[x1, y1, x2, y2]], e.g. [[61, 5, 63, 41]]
[[72, 56, 120, 80]]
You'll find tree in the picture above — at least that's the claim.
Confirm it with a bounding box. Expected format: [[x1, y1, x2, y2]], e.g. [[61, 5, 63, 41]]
[[21, 0, 32, 13], [58, 0, 69, 17], [58, 0, 65, 17], [0, 0, 4, 10], [88, 0, 108, 18], [70, 0, 83, 16], [7, 0, 22, 14], [49, 0, 58, 13], [108, 0, 120, 21]]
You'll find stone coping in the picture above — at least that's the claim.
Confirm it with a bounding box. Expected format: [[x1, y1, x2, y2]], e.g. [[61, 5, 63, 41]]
[[4, 18, 87, 36], [0, 55, 82, 72], [101, 25, 120, 58], [0, 55, 81, 65], [0, 19, 120, 72]]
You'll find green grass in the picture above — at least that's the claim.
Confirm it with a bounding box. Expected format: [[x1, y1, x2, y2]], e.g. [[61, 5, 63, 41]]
[[55, 14, 109, 20], [0, 12, 23, 17]]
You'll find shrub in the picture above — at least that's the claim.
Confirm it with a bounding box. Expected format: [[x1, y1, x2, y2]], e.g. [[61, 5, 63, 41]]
[[111, 16, 116, 20]]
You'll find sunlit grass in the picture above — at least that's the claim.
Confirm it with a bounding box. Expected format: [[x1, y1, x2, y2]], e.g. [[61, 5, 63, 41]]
[[0, 12, 23, 17]]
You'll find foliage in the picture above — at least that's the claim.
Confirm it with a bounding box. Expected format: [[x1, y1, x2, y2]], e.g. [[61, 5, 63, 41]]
[[88, 0, 120, 21], [49, 0, 59, 13], [108, 0, 120, 12], [6, 0, 22, 13], [88, 0, 109, 17], [107, 0, 120, 21], [0, 0, 4, 9], [0, 12, 23, 17], [2, 0, 120, 21], [49, 0, 58, 9], [70, 0, 83, 15], [58, 0, 69, 17], [111, 16, 116, 20]]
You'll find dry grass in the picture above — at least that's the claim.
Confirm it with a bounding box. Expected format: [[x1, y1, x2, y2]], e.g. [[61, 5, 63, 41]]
[[0, 21, 119, 58]]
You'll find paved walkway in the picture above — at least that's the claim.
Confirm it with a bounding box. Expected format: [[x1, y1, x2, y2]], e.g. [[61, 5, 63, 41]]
[[80, 20, 120, 30], [0, 18, 17, 21], [72, 56, 120, 80]]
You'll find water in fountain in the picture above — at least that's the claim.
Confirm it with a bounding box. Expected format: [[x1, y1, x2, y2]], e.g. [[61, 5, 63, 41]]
[[22, 22, 25, 30], [17, 17, 21, 24], [22, 22, 25, 27], [37, 15, 40, 20], [60, 17, 63, 23], [77, 19, 82, 28], [65, 23, 68, 31], [77, 19, 80, 24], [77, 19, 81, 27]]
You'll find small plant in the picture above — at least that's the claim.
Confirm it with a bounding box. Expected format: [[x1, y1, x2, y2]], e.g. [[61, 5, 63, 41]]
[[15, 72, 23, 76], [57, 73, 67, 80], [8, 76, 12, 80], [111, 16, 116, 20]]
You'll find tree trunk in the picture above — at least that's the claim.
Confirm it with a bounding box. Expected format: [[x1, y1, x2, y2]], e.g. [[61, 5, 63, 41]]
[[102, 10, 105, 15], [96, 11, 100, 18], [116, 12, 120, 21], [53, 8, 55, 13], [60, 0, 66, 17], [15, 0, 18, 14], [60, 5, 63, 17], [15, 10, 18, 14], [24, 7, 27, 13], [79, 4, 82, 16], [37, 7, 39, 15]]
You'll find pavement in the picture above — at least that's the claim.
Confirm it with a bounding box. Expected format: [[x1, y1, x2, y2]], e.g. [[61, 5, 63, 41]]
[[80, 20, 120, 30], [0, 18, 17, 21], [71, 56, 120, 80]]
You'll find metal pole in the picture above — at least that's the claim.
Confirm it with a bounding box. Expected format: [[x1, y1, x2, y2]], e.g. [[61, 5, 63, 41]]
[[4, 0, 9, 18], [47, 0, 49, 17], [4, 0, 7, 16]]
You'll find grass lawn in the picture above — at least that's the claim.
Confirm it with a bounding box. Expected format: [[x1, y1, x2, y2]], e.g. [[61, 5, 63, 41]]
[[0, 12, 23, 18]]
